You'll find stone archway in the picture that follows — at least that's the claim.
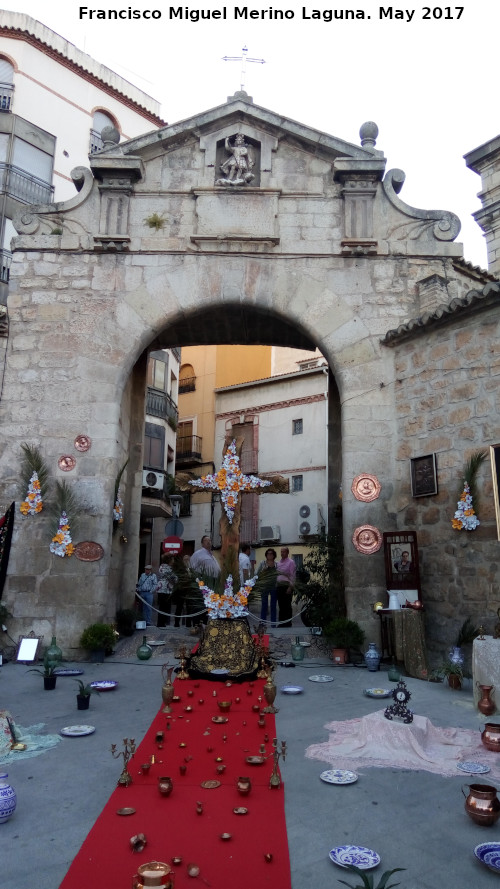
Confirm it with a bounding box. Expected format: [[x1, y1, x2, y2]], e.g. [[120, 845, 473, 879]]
[[0, 92, 479, 654]]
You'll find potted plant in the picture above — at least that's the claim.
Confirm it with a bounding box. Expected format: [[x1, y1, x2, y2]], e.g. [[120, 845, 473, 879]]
[[73, 679, 100, 710], [79, 623, 116, 662], [338, 864, 406, 889], [26, 663, 58, 690], [433, 659, 467, 689], [323, 617, 365, 664]]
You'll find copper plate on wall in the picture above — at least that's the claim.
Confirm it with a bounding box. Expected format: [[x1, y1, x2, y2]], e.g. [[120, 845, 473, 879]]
[[58, 455, 76, 471], [74, 434, 92, 452], [352, 525, 382, 554], [74, 541, 104, 562], [351, 473, 381, 502]]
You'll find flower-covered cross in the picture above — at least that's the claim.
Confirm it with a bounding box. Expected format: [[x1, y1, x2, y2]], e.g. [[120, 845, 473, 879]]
[[20, 471, 43, 516], [198, 574, 256, 619], [452, 481, 480, 531], [50, 511, 75, 557], [189, 439, 271, 523]]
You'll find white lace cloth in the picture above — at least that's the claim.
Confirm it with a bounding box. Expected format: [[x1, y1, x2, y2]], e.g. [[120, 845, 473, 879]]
[[305, 710, 500, 778], [0, 710, 61, 764]]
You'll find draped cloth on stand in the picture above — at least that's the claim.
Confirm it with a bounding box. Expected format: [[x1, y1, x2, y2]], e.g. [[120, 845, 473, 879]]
[[59, 676, 291, 889], [0, 502, 14, 600], [306, 710, 500, 778]]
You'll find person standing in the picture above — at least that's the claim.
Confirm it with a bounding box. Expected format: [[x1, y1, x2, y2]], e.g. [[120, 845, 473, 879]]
[[256, 548, 278, 625], [155, 555, 177, 627], [276, 547, 296, 628], [190, 536, 221, 579], [136, 564, 157, 626], [239, 542, 252, 588]]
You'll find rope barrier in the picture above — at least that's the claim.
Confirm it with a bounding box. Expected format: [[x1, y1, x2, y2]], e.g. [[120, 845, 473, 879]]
[[134, 591, 310, 627]]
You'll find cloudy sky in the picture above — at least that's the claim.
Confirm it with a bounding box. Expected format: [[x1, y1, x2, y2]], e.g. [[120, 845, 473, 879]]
[[8, 0, 498, 267]]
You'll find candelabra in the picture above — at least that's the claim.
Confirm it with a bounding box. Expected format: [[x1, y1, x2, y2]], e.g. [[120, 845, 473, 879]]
[[111, 737, 136, 786], [176, 644, 190, 680], [269, 738, 287, 789]]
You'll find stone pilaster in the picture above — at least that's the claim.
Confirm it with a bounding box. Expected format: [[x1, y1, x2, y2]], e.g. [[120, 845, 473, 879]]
[[465, 135, 500, 276], [90, 154, 145, 252], [333, 158, 386, 255]]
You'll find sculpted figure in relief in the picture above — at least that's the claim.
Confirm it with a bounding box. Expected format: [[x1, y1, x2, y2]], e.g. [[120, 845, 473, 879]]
[[217, 133, 255, 186]]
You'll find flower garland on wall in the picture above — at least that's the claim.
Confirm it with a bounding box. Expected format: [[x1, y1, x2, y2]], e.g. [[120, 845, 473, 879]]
[[113, 458, 129, 529], [451, 451, 486, 532], [19, 443, 49, 517], [189, 439, 271, 523], [49, 481, 79, 558], [198, 574, 256, 619], [50, 511, 75, 557]]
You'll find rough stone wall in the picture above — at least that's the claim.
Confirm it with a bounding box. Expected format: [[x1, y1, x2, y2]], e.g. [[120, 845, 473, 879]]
[[389, 311, 500, 661]]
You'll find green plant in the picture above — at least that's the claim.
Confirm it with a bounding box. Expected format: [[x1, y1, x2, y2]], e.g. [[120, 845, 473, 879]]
[[0, 602, 12, 623], [116, 608, 136, 637], [20, 443, 50, 500], [50, 227, 63, 235], [79, 623, 116, 652], [143, 212, 166, 231], [73, 679, 100, 697], [26, 663, 57, 678], [338, 865, 406, 889], [323, 617, 365, 650], [455, 617, 479, 647], [431, 659, 468, 682], [295, 530, 345, 627]]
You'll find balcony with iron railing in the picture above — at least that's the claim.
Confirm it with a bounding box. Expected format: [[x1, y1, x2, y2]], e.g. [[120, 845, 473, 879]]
[[176, 434, 203, 465], [146, 387, 179, 425], [0, 83, 14, 112], [179, 376, 196, 393], [0, 163, 54, 204], [0, 249, 11, 284], [89, 129, 103, 154]]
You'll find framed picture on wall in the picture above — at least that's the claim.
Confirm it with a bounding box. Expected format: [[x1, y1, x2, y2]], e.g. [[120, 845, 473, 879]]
[[410, 453, 438, 497], [383, 531, 422, 605], [490, 444, 500, 542]]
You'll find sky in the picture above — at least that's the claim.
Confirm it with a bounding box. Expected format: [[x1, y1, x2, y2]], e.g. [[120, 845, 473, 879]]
[[7, 0, 498, 268]]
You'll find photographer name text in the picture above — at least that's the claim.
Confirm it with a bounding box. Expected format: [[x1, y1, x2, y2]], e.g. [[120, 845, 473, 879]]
[[78, 6, 466, 22]]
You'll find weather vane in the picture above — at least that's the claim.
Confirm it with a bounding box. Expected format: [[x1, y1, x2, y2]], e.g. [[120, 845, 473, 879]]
[[222, 45, 265, 92]]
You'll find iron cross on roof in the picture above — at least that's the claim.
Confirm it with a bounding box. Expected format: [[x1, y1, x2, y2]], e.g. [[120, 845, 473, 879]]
[[222, 45, 265, 92]]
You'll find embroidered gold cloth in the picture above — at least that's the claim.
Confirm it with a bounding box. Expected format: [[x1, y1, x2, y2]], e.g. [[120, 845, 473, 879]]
[[189, 617, 258, 679]]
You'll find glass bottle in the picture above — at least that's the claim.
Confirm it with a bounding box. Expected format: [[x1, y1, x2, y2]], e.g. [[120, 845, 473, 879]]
[[44, 636, 63, 670], [136, 636, 153, 660]]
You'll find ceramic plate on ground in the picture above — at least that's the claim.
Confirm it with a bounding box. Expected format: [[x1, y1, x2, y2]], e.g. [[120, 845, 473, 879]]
[[146, 640, 166, 646], [474, 843, 500, 873], [320, 769, 358, 785], [54, 668, 84, 676], [89, 680, 118, 691], [60, 725, 95, 737], [308, 674, 334, 682], [457, 761, 491, 775], [280, 685, 304, 694], [363, 688, 391, 698], [329, 845, 380, 870]]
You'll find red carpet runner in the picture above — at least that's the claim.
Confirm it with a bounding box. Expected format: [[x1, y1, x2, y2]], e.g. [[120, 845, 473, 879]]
[[60, 675, 291, 888]]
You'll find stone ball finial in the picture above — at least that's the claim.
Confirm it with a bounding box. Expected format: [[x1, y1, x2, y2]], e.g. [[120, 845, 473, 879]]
[[359, 121, 379, 148], [101, 125, 120, 148], [227, 89, 254, 104]]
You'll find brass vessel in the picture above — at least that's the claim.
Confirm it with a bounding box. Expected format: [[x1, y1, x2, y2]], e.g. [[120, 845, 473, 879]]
[[481, 723, 500, 752], [462, 783, 500, 826], [237, 776, 251, 795], [158, 776, 173, 797], [161, 665, 174, 713], [133, 861, 173, 889], [477, 684, 496, 717], [262, 671, 279, 714]]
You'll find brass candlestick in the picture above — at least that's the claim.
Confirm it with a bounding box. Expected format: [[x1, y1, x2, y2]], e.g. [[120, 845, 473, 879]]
[[111, 737, 136, 786], [176, 645, 190, 680], [269, 738, 287, 789], [161, 664, 175, 713], [262, 669, 279, 714]]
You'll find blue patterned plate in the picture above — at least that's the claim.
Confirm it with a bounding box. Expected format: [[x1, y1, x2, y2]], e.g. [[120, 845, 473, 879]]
[[474, 843, 500, 873], [54, 668, 84, 676], [280, 685, 304, 694], [457, 761, 490, 775], [363, 688, 391, 698], [329, 845, 380, 869], [89, 680, 118, 691], [320, 769, 358, 785]]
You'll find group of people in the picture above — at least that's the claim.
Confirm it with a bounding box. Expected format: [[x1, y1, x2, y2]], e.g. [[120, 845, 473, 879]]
[[136, 536, 297, 628]]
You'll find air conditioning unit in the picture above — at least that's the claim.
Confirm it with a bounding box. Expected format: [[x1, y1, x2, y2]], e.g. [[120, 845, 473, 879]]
[[298, 504, 325, 536], [260, 525, 281, 543], [142, 470, 165, 491]]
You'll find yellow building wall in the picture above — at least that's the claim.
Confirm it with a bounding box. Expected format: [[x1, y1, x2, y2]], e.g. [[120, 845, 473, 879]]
[[215, 345, 271, 388]]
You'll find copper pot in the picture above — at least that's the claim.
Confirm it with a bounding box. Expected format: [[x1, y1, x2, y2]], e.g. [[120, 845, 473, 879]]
[[158, 776, 173, 797], [477, 684, 496, 717], [462, 783, 500, 826], [237, 776, 251, 796], [481, 723, 500, 752]]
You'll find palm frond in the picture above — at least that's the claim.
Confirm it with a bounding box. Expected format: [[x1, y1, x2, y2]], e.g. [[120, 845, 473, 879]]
[[19, 443, 50, 498], [49, 480, 80, 534], [114, 458, 129, 501], [461, 449, 487, 508]]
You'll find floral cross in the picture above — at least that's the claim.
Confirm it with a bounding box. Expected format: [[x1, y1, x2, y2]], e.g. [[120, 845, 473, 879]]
[[452, 481, 480, 531], [189, 439, 271, 523], [198, 574, 256, 619]]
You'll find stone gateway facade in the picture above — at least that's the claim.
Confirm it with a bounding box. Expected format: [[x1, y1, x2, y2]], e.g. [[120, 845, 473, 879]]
[[0, 91, 499, 660]]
